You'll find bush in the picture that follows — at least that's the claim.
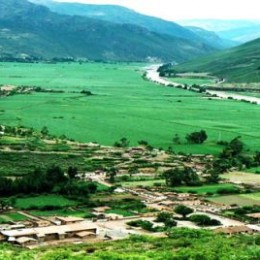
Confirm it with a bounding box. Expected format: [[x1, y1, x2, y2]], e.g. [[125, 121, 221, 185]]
[[189, 214, 221, 226], [217, 188, 239, 195]]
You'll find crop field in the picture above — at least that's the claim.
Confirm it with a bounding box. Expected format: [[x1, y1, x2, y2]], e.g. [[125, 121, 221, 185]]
[[222, 171, 260, 185], [14, 195, 79, 209], [0, 212, 28, 223], [121, 179, 165, 187], [30, 208, 93, 218], [0, 62, 259, 154], [207, 192, 260, 206], [174, 183, 238, 195]]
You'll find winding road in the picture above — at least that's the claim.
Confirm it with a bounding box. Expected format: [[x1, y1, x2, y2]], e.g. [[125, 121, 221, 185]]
[[145, 65, 260, 105]]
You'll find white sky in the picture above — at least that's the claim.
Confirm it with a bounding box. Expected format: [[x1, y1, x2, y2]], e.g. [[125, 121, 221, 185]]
[[54, 0, 260, 20]]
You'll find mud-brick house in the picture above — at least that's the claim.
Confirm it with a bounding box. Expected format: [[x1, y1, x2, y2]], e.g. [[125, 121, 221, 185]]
[[1, 222, 98, 246], [55, 216, 85, 225]]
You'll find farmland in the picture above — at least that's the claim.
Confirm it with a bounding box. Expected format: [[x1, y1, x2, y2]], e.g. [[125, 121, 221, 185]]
[[14, 195, 79, 210], [0, 62, 259, 154], [222, 171, 260, 185], [207, 192, 260, 206], [175, 183, 238, 195]]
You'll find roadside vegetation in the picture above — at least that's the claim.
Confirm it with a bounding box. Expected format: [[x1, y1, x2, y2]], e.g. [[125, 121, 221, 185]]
[[0, 228, 259, 259]]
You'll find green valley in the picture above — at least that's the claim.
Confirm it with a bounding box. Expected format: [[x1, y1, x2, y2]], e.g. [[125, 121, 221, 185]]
[[0, 62, 259, 154]]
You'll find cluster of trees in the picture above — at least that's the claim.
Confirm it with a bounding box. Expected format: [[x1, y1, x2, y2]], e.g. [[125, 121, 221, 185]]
[[172, 130, 208, 145], [114, 137, 130, 148], [127, 214, 176, 232], [214, 137, 260, 172], [186, 130, 208, 144], [0, 165, 97, 197], [163, 167, 200, 187], [189, 214, 221, 226], [155, 212, 177, 228], [174, 205, 220, 226]]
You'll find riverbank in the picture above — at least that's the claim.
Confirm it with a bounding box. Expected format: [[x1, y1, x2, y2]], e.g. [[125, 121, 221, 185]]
[[145, 65, 260, 105]]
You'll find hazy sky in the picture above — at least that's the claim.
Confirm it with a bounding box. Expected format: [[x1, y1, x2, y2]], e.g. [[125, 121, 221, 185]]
[[54, 0, 260, 20]]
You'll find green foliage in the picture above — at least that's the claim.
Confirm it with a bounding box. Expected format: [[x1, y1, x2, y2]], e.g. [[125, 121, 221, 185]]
[[0, 62, 259, 154], [163, 167, 200, 187], [0, 229, 260, 259], [114, 138, 130, 148], [14, 195, 78, 210], [174, 205, 193, 218], [189, 214, 221, 226], [175, 183, 238, 195], [0, 0, 215, 62], [173, 38, 260, 82], [155, 212, 177, 228], [186, 130, 208, 144]]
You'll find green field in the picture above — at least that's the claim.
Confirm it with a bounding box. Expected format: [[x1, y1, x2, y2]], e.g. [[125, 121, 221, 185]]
[[30, 208, 93, 218], [207, 192, 260, 206], [14, 195, 79, 210], [246, 166, 260, 174], [175, 183, 238, 195], [0, 212, 28, 223], [121, 179, 165, 187], [0, 62, 259, 154]]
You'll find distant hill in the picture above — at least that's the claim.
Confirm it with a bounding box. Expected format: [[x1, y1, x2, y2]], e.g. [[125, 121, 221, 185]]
[[186, 26, 237, 49], [29, 0, 231, 50], [170, 38, 260, 83], [0, 0, 217, 62], [179, 19, 260, 43]]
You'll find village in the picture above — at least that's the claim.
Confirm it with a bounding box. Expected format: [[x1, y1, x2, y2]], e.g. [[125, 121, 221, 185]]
[[0, 167, 259, 248], [0, 126, 259, 248]]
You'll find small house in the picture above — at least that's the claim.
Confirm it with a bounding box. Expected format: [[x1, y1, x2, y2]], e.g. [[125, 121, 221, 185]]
[[55, 217, 84, 225]]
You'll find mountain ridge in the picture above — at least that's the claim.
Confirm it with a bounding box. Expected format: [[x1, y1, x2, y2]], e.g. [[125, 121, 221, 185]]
[[29, 0, 232, 50], [0, 0, 217, 62]]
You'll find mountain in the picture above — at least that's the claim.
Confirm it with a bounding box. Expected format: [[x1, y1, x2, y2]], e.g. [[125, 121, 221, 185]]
[[171, 38, 260, 83], [179, 19, 260, 43], [29, 0, 231, 50], [0, 0, 217, 62], [186, 26, 237, 49]]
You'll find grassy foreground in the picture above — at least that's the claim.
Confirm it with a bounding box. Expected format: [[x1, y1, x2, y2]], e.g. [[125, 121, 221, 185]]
[[0, 62, 259, 154], [0, 229, 259, 259]]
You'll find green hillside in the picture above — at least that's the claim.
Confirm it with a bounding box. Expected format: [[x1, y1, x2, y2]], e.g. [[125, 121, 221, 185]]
[[172, 38, 260, 82], [30, 0, 230, 49], [30, 0, 231, 50], [0, 0, 216, 62]]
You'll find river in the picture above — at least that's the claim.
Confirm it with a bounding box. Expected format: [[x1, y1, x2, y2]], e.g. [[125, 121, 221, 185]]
[[145, 65, 260, 105]]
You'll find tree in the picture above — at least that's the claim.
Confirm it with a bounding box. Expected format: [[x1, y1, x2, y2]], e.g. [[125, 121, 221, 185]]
[[205, 170, 220, 184], [220, 136, 244, 158], [114, 137, 129, 148], [163, 167, 200, 187], [174, 205, 193, 219], [254, 151, 260, 166], [189, 214, 221, 226], [156, 212, 173, 223], [173, 134, 181, 144], [40, 126, 49, 136], [186, 130, 207, 144], [182, 167, 200, 186], [163, 168, 183, 186], [107, 167, 118, 183], [68, 166, 78, 179], [46, 165, 67, 185]]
